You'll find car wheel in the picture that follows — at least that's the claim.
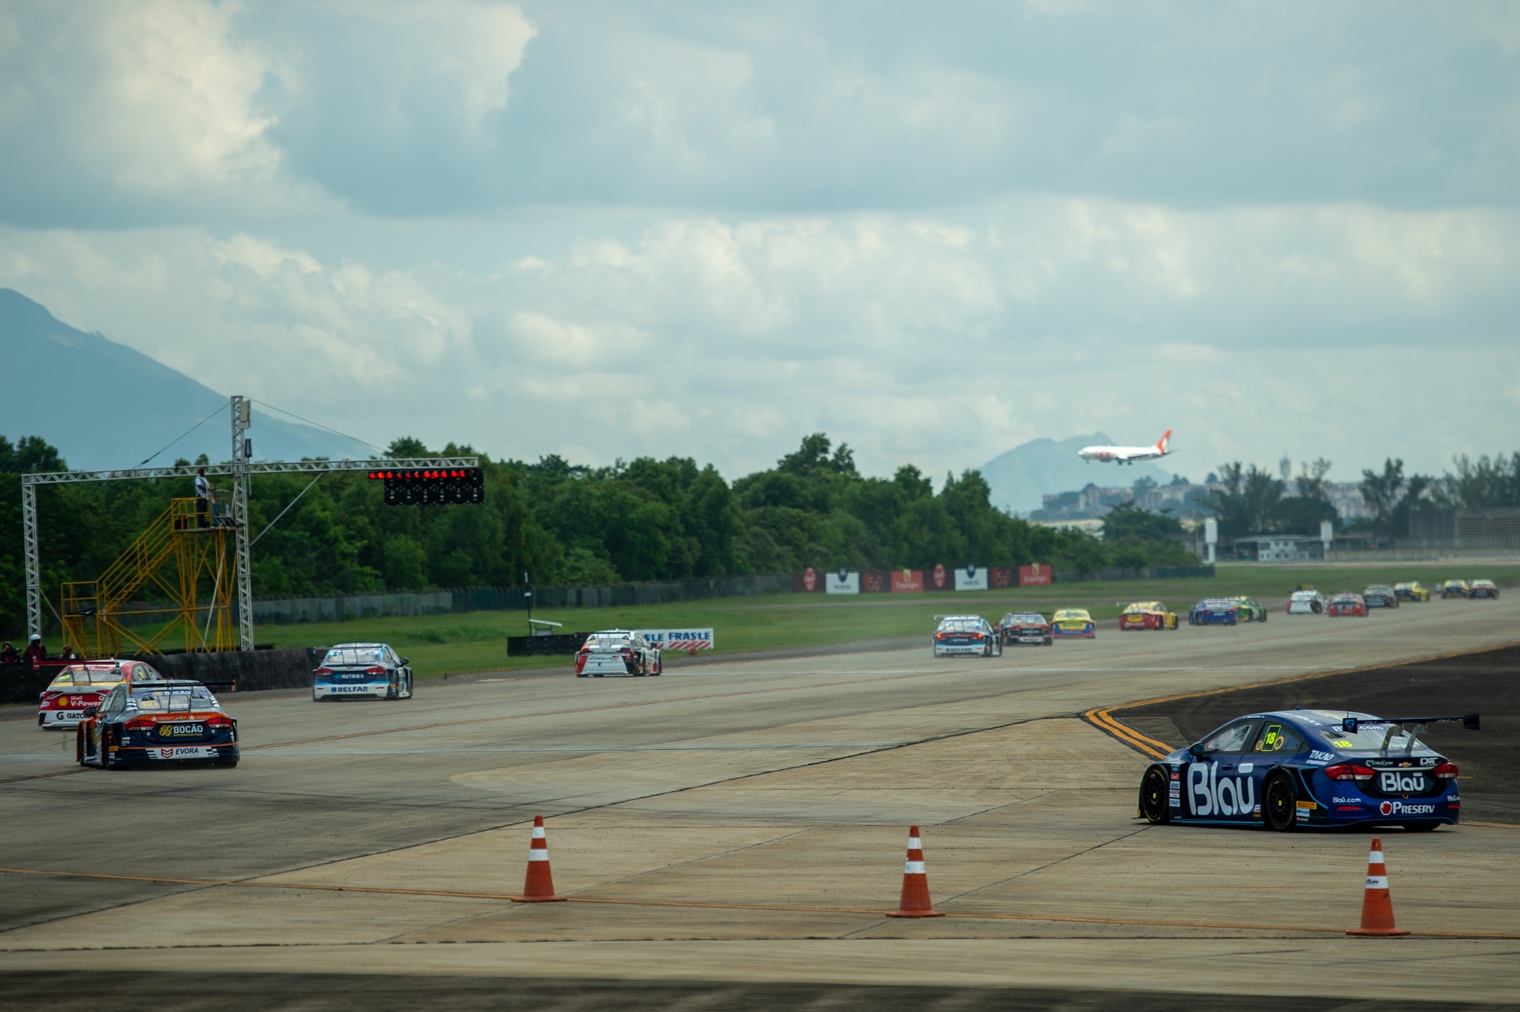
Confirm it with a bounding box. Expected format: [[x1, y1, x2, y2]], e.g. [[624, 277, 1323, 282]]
[[216, 759, 239, 768], [1263, 772, 1297, 831], [1044, 637, 1053, 646], [1139, 766, 1171, 824], [1402, 822, 1439, 832], [75, 726, 85, 766]]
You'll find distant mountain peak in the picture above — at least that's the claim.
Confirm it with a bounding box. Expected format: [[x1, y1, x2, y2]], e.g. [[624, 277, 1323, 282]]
[[0, 287, 373, 470]]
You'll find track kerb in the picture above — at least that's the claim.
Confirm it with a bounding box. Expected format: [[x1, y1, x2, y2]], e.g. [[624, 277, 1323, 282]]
[[511, 814, 567, 903], [1347, 837, 1408, 936], [886, 824, 945, 918]]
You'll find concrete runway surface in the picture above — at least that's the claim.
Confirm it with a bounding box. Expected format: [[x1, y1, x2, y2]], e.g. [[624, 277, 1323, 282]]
[[3, 597, 1519, 1007]]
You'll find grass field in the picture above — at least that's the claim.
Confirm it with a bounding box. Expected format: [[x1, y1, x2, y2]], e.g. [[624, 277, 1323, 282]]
[[234, 561, 1520, 678]]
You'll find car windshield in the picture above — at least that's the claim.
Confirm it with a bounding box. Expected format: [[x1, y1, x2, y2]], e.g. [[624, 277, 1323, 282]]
[[1006, 614, 1045, 624], [131, 685, 219, 712], [1316, 723, 1429, 754], [50, 667, 125, 686], [937, 619, 981, 633], [1053, 610, 1088, 621], [1199, 599, 1234, 608], [323, 647, 387, 667], [586, 635, 633, 648]]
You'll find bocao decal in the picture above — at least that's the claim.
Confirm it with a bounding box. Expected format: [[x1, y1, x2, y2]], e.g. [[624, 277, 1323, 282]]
[[932, 564, 946, 589], [803, 567, 817, 592]]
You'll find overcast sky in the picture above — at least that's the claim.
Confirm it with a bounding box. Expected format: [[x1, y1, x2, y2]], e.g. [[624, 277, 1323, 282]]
[[1, 0, 1517, 485]]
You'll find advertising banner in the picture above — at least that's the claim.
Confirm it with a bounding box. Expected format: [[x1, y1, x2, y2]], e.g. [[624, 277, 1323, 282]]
[[990, 567, 1015, 589], [1019, 564, 1052, 587], [928, 563, 951, 591], [793, 567, 821, 593], [891, 569, 923, 593], [825, 570, 860, 595], [954, 563, 989, 592], [861, 571, 888, 593], [636, 628, 714, 651]]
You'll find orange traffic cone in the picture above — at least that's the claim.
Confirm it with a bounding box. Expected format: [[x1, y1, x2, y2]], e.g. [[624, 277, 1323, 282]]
[[886, 824, 945, 918], [511, 815, 567, 903], [1346, 837, 1408, 936]]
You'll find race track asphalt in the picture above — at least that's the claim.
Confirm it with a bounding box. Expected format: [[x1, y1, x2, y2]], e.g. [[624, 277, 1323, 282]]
[[2, 594, 1518, 1008]]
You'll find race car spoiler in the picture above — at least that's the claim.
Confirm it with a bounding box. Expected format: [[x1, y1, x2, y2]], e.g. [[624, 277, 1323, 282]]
[[1341, 715, 1480, 733]]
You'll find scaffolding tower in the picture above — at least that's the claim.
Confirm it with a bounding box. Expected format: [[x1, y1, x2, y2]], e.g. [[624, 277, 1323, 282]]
[[22, 395, 478, 653]]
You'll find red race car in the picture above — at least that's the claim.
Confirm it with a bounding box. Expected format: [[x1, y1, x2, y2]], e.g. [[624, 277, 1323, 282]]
[[1119, 601, 1179, 630], [1326, 592, 1367, 617], [998, 612, 1053, 646], [38, 659, 167, 730]]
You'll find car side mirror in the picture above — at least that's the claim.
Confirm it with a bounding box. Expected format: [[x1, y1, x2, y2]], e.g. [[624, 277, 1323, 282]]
[[1187, 742, 1205, 757], [399, 657, 409, 666], [83, 706, 97, 717]]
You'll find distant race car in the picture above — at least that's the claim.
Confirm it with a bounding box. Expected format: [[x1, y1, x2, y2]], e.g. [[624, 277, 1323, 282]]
[[1326, 592, 1367, 617], [1137, 709, 1476, 831], [998, 612, 1053, 646], [1439, 580, 1470, 599], [1051, 608, 1096, 639], [1189, 599, 1239, 626], [38, 659, 166, 730], [576, 630, 663, 676], [932, 615, 1003, 657], [1286, 589, 1328, 615], [1229, 596, 1268, 622], [76, 679, 239, 769], [312, 643, 414, 701], [1119, 601, 1179, 631], [1468, 579, 1500, 600], [1362, 586, 1400, 609], [1394, 581, 1430, 602]]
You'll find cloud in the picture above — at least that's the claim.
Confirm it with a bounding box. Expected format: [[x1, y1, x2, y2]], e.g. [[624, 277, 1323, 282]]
[[3, 196, 1516, 481]]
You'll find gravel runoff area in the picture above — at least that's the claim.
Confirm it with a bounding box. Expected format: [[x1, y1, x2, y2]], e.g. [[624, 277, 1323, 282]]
[[1115, 641, 1520, 824]]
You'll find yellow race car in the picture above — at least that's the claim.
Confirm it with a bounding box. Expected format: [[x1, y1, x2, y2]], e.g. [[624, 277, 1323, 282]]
[[1051, 608, 1096, 639], [1393, 581, 1429, 603], [1118, 601, 1179, 631]]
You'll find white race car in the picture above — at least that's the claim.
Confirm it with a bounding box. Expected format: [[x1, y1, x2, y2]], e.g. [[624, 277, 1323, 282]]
[[932, 615, 1003, 657], [575, 630, 662, 677], [312, 643, 414, 701], [1286, 590, 1328, 615]]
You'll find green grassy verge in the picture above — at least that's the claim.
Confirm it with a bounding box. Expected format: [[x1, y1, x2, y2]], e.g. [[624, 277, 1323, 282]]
[[231, 561, 1520, 677]]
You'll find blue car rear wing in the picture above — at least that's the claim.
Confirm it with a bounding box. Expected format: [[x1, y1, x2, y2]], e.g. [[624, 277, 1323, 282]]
[[1341, 714, 1480, 757]]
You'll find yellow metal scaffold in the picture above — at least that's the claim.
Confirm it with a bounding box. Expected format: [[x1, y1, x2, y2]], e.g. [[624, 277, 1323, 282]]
[[60, 496, 237, 658]]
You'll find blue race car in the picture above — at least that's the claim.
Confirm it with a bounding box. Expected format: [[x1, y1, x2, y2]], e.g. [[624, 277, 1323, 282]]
[[1137, 709, 1477, 831], [312, 642, 415, 701], [1188, 598, 1239, 626]]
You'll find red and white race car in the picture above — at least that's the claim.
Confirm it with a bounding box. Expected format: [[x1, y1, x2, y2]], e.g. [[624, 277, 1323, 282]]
[[575, 630, 662, 677], [38, 659, 167, 730], [1326, 592, 1367, 617], [998, 612, 1053, 646]]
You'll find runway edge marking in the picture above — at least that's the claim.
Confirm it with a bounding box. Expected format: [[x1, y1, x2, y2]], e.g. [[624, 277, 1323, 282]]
[[1082, 639, 1520, 761]]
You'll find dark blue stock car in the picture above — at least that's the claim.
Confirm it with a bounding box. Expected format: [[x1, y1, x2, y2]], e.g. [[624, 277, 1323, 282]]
[[1188, 599, 1239, 626], [1137, 709, 1477, 831]]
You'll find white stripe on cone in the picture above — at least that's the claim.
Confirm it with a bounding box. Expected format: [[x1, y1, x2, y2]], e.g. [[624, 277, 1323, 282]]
[[532, 827, 546, 838], [528, 851, 550, 861], [1369, 850, 1383, 862], [904, 861, 926, 874], [907, 837, 921, 849], [1365, 875, 1388, 889]]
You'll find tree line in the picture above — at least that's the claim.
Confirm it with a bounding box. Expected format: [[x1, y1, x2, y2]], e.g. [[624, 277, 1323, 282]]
[[1200, 452, 1520, 540], [0, 432, 1200, 635]]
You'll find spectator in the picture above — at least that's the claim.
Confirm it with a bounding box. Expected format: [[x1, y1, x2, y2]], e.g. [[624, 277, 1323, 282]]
[[195, 467, 211, 529], [58, 644, 77, 662], [1, 641, 17, 666], [24, 634, 47, 668]]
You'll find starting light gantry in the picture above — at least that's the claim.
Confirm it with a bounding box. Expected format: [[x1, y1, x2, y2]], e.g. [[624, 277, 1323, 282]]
[[22, 395, 478, 653]]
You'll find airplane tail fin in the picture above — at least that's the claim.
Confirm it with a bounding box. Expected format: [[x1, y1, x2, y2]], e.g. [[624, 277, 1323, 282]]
[[1156, 429, 1172, 454]]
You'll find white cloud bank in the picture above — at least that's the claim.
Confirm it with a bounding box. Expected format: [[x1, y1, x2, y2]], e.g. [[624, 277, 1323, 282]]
[[3, 195, 1516, 481]]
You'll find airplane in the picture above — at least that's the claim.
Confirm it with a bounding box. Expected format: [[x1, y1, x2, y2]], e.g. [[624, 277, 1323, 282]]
[[1077, 430, 1173, 465]]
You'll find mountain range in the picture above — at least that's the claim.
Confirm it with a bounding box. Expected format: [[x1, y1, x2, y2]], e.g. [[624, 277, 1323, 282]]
[[980, 433, 1177, 516], [0, 288, 372, 470]]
